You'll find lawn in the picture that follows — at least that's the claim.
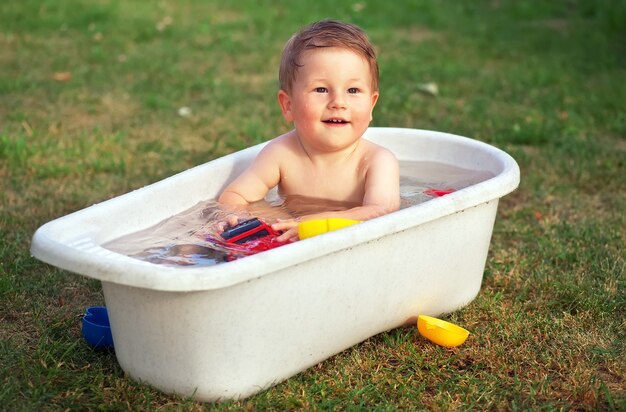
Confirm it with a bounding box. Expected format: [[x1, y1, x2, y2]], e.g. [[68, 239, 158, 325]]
[[1, 0, 624, 410]]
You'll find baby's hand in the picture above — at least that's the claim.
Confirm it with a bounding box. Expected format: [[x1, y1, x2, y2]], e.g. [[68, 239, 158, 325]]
[[272, 218, 300, 242], [215, 214, 241, 234]]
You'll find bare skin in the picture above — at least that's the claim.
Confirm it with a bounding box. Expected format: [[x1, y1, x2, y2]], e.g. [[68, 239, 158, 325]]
[[219, 47, 400, 241]]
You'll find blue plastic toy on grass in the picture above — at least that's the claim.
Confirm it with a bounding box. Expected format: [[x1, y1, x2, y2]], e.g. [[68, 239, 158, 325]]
[[82, 306, 114, 349]]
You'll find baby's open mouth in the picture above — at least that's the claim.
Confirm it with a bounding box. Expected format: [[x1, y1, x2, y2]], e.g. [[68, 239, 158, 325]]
[[323, 118, 349, 124]]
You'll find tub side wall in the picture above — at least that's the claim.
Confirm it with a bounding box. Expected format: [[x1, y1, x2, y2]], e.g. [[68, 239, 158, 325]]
[[104, 200, 499, 401]]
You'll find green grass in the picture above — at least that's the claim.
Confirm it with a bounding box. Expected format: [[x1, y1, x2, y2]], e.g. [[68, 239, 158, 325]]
[[1, 0, 624, 410]]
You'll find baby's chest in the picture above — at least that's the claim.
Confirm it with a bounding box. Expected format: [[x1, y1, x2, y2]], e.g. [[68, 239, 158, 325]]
[[279, 167, 365, 201]]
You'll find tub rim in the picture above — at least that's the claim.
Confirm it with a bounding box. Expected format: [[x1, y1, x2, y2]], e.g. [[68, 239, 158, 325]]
[[30, 128, 520, 292]]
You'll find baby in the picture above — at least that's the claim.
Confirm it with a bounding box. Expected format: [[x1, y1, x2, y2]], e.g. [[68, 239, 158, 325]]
[[218, 19, 400, 241]]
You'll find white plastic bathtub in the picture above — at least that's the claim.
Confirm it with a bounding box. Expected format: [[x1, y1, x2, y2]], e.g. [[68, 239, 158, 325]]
[[31, 128, 520, 401]]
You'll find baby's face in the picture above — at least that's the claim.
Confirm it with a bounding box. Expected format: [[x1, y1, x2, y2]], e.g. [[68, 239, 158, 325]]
[[279, 47, 379, 154]]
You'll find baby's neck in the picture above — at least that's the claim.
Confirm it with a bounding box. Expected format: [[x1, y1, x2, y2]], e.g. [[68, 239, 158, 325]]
[[296, 134, 361, 166]]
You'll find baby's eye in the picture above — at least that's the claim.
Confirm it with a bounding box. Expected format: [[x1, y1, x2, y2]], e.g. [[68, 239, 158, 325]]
[[348, 87, 359, 94], [314, 87, 328, 93]]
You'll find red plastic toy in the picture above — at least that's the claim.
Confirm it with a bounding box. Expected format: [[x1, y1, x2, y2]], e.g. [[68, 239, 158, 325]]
[[217, 218, 291, 260], [424, 188, 456, 197], [221, 218, 280, 244]]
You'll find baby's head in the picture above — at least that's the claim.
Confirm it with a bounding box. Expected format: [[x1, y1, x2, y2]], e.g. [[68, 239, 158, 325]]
[[279, 20, 379, 94]]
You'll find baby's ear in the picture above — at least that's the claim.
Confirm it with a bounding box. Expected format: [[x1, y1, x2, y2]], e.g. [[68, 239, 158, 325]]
[[277, 90, 294, 122], [369, 91, 379, 121]]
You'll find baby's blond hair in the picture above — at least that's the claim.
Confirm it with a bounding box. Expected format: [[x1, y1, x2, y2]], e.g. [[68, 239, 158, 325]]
[[279, 19, 379, 93]]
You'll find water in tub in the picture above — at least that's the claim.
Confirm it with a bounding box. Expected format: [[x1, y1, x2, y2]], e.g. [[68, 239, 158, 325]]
[[104, 161, 494, 266]]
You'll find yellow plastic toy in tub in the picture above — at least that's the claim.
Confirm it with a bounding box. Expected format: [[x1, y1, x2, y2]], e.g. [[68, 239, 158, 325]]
[[298, 218, 361, 240], [417, 315, 470, 348]]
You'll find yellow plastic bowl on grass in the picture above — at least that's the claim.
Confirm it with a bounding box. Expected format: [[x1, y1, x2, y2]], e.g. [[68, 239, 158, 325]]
[[417, 315, 470, 348], [298, 218, 361, 240]]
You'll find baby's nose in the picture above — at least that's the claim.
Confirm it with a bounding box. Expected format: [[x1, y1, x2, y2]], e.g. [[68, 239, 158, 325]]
[[329, 92, 347, 109]]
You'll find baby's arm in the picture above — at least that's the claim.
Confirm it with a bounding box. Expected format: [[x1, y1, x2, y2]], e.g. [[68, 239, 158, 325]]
[[216, 142, 283, 232], [273, 148, 400, 241], [354, 147, 401, 217], [218, 142, 282, 206], [315, 148, 399, 220]]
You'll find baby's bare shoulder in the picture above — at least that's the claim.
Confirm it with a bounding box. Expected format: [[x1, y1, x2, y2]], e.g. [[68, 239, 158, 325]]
[[361, 139, 398, 164], [262, 131, 300, 155], [256, 133, 292, 161]]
